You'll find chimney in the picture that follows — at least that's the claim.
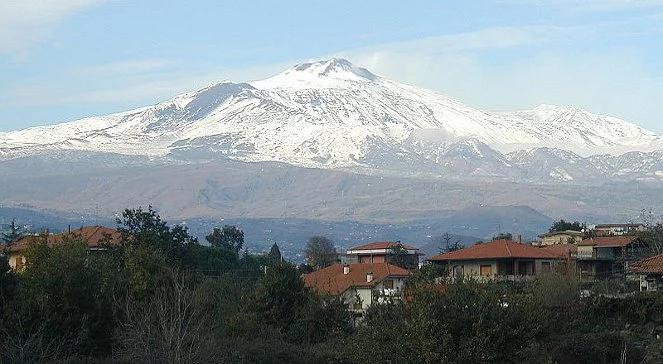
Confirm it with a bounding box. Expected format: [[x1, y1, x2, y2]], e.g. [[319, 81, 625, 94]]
[[366, 272, 374, 283], [343, 265, 350, 275], [517, 234, 522, 244]]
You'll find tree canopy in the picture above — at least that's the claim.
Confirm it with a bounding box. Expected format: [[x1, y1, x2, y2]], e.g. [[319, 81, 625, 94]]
[[304, 235, 337, 270], [1, 219, 24, 244], [206, 225, 244, 254], [549, 219, 584, 232]]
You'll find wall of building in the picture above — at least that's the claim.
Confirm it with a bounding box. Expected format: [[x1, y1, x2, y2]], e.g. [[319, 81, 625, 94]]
[[577, 245, 594, 259], [541, 234, 582, 246], [359, 255, 386, 263], [450, 260, 498, 278], [448, 259, 557, 278], [341, 277, 407, 312], [8, 253, 25, 271]]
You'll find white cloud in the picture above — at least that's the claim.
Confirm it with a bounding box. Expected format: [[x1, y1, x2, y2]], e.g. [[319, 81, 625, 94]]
[[0, 0, 104, 55], [334, 25, 663, 132], [341, 26, 576, 56]]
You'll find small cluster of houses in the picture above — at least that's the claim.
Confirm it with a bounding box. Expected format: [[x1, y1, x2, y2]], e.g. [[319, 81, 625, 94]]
[[2, 223, 663, 317], [304, 223, 663, 315]]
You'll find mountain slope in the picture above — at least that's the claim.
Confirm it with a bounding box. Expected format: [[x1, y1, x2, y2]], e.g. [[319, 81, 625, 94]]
[[1, 58, 660, 176]]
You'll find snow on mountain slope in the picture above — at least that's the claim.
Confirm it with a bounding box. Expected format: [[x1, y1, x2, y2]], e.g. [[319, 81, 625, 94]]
[[502, 105, 659, 155], [1, 58, 661, 178]]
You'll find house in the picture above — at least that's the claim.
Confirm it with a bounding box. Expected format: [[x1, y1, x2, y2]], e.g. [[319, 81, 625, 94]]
[[575, 236, 648, 281], [303, 262, 410, 315], [428, 239, 564, 280], [537, 230, 584, 246], [4, 226, 122, 271], [631, 254, 663, 292], [342, 241, 420, 270], [593, 223, 646, 237]]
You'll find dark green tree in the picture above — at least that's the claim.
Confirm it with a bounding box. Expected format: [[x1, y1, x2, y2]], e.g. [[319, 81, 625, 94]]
[[549, 219, 584, 232], [0, 254, 17, 307], [1, 219, 24, 244], [254, 262, 309, 329], [206, 225, 244, 254], [268, 243, 282, 262], [304, 235, 337, 270], [388, 243, 415, 269], [117, 206, 197, 267], [493, 232, 513, 241]]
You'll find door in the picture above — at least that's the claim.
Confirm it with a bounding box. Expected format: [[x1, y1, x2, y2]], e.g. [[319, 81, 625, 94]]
[[480, 264, 492, 277]]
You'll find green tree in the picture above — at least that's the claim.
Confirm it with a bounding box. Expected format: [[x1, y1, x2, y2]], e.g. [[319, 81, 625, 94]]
[[1, 219, 24, 244], [435, 232, 463, 253], [0, 254, 17, 307], [493, 232, 513, 241], [304, 235, 337, 270], [254, 262, 309, 330], [206, 225, 244, 254], [117, 206, 197, 267], [268, 243, 282, 262], [2, 234, 121, 360], [549, 219, 584, 232], [388, 243, 413, 269]]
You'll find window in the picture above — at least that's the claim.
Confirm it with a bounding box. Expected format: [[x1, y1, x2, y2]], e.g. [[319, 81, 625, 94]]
[[383, 279, 394, 289], [14, 256, 24, 271], [541, 261, 551, 273], [480, 265, 492, 277]]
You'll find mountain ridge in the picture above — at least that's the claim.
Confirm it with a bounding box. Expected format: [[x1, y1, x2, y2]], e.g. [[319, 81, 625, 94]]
[[1, 58, 661, 182]]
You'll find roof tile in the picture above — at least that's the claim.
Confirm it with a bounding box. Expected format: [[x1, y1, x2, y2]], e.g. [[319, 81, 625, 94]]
[[428, 239, 560, 261], [304, 263, 410, 295]]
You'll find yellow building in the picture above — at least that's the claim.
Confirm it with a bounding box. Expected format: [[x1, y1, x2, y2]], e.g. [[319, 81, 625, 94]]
[[538, 230, 584, 246]]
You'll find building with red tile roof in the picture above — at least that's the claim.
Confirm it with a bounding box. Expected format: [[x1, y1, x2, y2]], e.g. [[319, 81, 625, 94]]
[[576, 236, 649, 281], [3, 226, 122, 271], [632, 254, 663, 274], [579, 236, 637, 248], [343, 241, 420, 270], [631, 254, 663, 292], [428, 239, 564, 280], [304, 262, 410, 314], [349, 241, 418, 251], [540, 243, 577, 259]]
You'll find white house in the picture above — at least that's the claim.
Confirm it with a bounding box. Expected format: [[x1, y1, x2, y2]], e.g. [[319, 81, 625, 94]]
[[303, 262, 410, 315]]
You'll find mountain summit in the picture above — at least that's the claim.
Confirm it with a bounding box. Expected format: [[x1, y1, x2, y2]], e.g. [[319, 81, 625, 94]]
[[253, 58, 378, 89], [1, 58, 661, 179]]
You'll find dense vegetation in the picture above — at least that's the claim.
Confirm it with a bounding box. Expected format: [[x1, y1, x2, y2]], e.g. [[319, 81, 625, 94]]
[[549, 219, 585, 233], [1, 208, 662, 363]]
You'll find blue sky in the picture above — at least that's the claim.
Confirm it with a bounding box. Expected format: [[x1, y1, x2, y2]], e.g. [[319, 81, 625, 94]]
[[1, 0, 662, 132]]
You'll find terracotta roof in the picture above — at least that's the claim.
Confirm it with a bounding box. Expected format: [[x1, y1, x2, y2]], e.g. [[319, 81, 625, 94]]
[[349, 241, 418, 251], [632, 254, 663, 274], [428, 239, 560, 261], [5, 226, 122, 253], [304, 263, 410, 295], [579, 236, 637, 247], [540, 244, 577, 258]]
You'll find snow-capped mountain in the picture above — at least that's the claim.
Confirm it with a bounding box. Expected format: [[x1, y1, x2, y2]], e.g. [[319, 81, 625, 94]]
[[1, 58, 661, 182]]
